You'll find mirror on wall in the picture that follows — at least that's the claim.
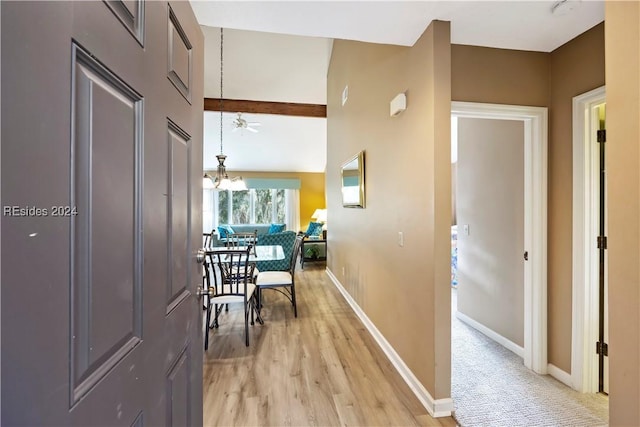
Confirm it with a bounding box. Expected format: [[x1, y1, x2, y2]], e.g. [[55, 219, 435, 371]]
[[341, 151, 365, 208]]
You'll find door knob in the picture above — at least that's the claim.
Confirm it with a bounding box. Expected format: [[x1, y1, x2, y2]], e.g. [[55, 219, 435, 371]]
[[195, 286, 214, 298], [196, 248, 205, 264]]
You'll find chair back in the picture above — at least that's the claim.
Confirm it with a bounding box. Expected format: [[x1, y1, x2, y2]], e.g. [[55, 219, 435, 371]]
[[255, 231, 297, 271], [209, 247, 255, 298], [289, 234, 304, 274], [225, 231, 257, 251], [203, 231, 213, 248]]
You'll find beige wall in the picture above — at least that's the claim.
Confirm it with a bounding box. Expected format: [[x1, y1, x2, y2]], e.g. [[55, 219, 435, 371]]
[[327, 21, 452, 400], [605, 2, 640, 425], [456, 118, 525, 346], [451, 23, 605, 373], [209, 170, 326, 229], [327, 15, 616, 412], [548, 23, 605, 372], [451, 45, 550, 107]]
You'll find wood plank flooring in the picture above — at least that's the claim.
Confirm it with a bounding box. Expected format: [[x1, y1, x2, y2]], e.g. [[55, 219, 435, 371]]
[[203, 264, 457, 426]]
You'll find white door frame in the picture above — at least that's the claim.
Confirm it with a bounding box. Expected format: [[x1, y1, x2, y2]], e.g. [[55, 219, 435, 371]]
[[451, 101, 548, 374], [571, 86, 606, 393]]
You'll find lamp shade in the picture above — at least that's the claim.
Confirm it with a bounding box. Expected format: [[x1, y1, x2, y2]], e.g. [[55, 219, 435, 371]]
[[311, 208, 327, 223]]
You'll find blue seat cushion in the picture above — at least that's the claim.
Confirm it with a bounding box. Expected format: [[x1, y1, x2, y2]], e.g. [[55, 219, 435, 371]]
[[217, 224, 235, 239], [305, 221, 323, 237], [268, 223, 286, 234]]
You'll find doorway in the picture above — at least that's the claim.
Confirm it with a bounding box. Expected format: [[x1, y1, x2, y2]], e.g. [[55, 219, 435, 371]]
[[571, 86, 609, 394], [451, 102, 548, 374]]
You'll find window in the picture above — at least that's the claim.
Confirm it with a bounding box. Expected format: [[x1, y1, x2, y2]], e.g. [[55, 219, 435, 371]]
[[203, 188, 294, 231]]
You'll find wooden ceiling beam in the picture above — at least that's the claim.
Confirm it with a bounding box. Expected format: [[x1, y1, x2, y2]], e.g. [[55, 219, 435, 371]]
[[204, 98, 326, 118]]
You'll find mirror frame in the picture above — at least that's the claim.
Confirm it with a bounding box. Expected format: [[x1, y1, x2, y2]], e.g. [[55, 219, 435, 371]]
[[341, 150, 365, 208]]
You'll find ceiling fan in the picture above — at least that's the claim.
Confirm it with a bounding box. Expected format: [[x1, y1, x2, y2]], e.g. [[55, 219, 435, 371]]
[[232, 112, 261, 133]]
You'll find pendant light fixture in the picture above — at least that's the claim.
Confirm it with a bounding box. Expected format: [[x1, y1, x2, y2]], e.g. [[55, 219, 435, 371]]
[[207, 27, 247, 192]]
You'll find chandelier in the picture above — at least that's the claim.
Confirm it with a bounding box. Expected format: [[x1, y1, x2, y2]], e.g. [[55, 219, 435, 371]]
[[205, 28, 247, 191]]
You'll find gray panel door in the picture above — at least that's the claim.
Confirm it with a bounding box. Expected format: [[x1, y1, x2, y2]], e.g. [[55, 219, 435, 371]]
[[1, 1, 204, 425]]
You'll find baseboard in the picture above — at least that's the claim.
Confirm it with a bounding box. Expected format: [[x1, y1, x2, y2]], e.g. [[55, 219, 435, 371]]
[[547, 363, 573, 389], [325, 268, 453, 418], [455, 311, 525, 359]]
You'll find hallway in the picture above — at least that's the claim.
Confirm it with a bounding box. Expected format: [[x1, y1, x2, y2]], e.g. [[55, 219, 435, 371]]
[[203, 265, 456, 426], [452, 288, 609, 426]]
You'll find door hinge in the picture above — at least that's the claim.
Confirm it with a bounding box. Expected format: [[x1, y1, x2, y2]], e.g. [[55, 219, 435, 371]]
[[597, 236, 608, 250], [596, 341, 609, 356], [597, 129, 606, 143]]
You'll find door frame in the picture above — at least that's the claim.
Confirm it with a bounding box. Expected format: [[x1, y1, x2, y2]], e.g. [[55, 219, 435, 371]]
[[571, 86, 606, 393], [451, 101, 548, 374]]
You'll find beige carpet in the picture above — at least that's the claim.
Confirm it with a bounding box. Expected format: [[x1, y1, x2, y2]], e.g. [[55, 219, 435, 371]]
[[451, 289, 609, 427]]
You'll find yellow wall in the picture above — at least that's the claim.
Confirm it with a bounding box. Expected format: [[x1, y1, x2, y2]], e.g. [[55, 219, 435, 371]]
[[605, 2, 640, 424], [327, 21, 451, 402], [224, 170, 326, 229]]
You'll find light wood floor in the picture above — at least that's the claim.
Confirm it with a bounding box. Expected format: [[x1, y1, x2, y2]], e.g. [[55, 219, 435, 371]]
[[203, 264, 457, 427]]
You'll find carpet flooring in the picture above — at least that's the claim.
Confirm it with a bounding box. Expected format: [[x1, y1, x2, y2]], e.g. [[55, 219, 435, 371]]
[[451, 289, 609, 427]]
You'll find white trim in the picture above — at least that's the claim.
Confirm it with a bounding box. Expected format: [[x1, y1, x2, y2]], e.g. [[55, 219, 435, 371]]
[[326, 268, 454, 418], [548, 363, 574, 389], [451, 101, 548, 375], [455, 311, 524, 358], [571, 86, 606, 393]]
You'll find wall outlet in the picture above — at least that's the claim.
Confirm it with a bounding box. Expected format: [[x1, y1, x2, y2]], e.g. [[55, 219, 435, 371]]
[[398, 231, 404, 247]]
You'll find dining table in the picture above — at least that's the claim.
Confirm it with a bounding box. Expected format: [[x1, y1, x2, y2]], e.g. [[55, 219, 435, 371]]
[[203, 244, 285, 262]]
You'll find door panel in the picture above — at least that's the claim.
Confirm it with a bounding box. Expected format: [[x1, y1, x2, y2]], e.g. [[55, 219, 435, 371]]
[[168, 121, 192, 312], [167, 5, 193, 103], [103, 0, 145, 45], [71, 43, 144, 404], [1, 1, 204, 425], [167, 347, 191, 426]]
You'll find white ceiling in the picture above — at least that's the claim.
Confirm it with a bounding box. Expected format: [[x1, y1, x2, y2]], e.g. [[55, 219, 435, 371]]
[[192, 1, 604, 173], [203, 111, 327, 172]]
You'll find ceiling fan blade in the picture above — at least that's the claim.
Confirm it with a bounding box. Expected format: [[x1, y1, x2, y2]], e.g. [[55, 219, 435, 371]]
[[248, 122, 262, 126], [247, 127, 258, 133], [232, 127, 240, 132]]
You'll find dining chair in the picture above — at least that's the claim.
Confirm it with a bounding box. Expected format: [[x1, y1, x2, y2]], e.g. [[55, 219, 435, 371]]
[[203, 246, 262, 348], [201, 231, 215, 310], [203, 231, 214, 248], [224, 231, 257, 250], [255, 234, 304, 318]]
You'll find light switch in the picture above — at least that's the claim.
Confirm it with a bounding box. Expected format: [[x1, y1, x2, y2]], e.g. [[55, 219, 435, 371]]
[[463, 224, 470, 235], [398, 231, 404, 247]]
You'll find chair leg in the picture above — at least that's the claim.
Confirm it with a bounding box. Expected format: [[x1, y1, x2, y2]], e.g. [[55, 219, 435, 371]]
[[244, 304, 250, 347], [291, 282, 298, 318], [204, 302, 212, 350], [213, 304, 220, 329], [250, 298, 255, 326]]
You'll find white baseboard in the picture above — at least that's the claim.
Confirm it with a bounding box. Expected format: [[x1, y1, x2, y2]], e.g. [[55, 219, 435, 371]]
[[455, 311, 525, 359], [325, 268, 453, 418], [547, 363, 574, 389]]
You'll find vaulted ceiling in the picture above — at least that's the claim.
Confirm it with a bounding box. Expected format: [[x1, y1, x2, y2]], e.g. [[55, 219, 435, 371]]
[[192, 1, 604, 173]]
